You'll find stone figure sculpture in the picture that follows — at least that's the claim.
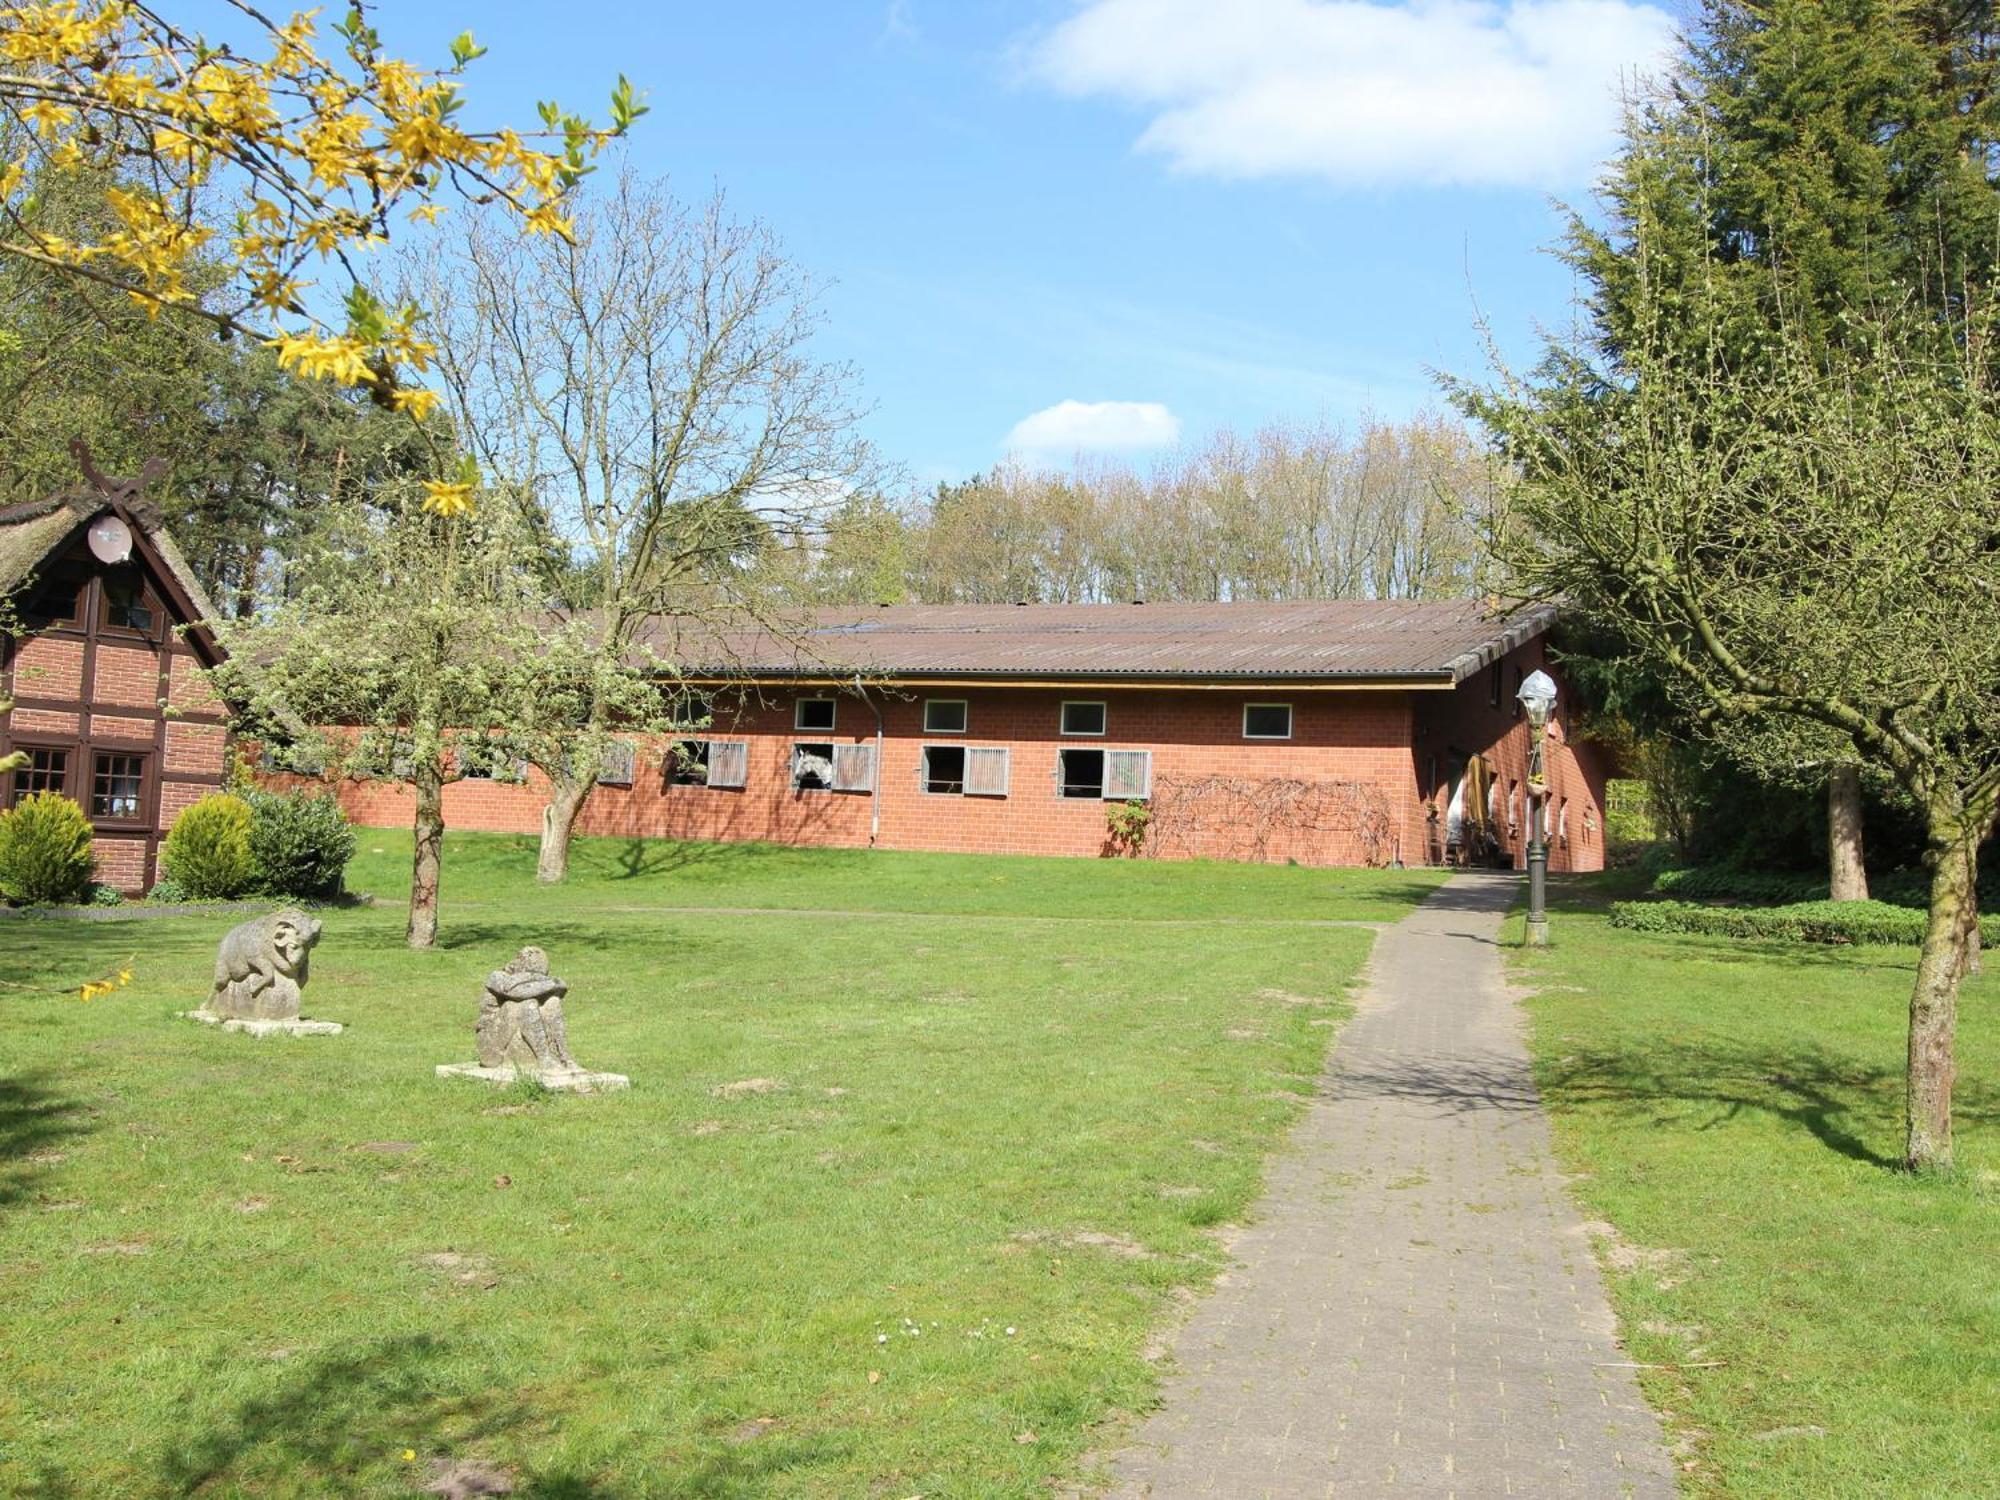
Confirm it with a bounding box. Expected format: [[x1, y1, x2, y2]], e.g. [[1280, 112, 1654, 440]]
[[438, 945, 627, 1092], [475, 946, 579, 1073], [187, 909, 340, 1035]]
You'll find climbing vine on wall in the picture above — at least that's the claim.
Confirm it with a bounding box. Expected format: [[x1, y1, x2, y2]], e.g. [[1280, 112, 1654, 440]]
[[1145, 775, 1396, 866]]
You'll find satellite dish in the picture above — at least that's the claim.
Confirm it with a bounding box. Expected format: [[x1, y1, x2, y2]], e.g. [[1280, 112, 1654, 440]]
[[87, 514, 133, 564]]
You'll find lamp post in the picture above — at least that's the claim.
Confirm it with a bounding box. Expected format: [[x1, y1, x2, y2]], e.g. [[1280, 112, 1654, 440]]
[[1517, 669, 1558, 947]]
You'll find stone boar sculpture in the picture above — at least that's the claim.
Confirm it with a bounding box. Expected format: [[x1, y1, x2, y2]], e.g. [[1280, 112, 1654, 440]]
[[205, 908, 323, 1022]]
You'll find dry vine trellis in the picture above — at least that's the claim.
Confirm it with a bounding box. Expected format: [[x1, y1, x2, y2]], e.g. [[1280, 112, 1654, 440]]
[[1144, 774, 1396, 865]]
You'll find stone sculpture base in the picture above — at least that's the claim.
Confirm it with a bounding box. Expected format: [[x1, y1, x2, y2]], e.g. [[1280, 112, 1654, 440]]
[[184, 1010, 343, 1037], [436, 1062, 629, 1094]]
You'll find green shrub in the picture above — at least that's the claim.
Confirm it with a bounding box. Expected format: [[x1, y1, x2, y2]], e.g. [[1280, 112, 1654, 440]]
[[1609, 897, 2000, 948], [1651, 866, 1828, 905], [145, 875, 188, 905], [87, 882, 124, 906], [160, 793, 255, 900], [0, 791, 95, 905], [247, 789, 356, 899], [1650, 862, 2000, 911]]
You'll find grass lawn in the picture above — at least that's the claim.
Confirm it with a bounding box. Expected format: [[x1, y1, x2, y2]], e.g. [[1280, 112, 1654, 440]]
[[1509, 875, 2000, 1498], [1, 834, 1444, 1498]]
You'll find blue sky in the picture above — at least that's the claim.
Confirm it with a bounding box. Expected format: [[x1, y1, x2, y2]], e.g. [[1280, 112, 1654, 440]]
[[392, 0, 1680, 485]]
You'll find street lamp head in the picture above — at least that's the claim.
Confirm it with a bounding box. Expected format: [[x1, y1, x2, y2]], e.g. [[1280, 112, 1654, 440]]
[[1517, 669, 1558, 729]]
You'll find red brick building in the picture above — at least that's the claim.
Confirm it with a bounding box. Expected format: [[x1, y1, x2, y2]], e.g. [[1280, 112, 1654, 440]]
[[316, 600, 1607, 872], [0, 474, 229, 892]]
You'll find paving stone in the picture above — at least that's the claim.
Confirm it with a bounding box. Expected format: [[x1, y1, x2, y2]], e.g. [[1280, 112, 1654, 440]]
[[1104, 873, 1676, 1499]]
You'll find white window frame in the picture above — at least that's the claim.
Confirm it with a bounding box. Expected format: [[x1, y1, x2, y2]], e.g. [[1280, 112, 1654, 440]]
[[791, 741, 836, 791], [1242, 702, 1293, 741], [923, 698, 968, 734], [1060, 700, 1107, 737], [1056, 746, 1105, 800], [795, 696, 837, 732], [921, 742, 967, 795]]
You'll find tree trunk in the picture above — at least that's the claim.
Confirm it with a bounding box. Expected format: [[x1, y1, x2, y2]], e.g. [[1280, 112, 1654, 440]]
[[1906, 819, 1973, 1171], [537, 775, 591, 883], [1827, 764, 1868, 901], [408, 763, 444, 950], [1958, 841, 1982, 980]]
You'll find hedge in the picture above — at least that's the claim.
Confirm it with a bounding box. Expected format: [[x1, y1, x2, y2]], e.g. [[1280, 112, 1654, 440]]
[[1609, 898, 2000, 948], [1649, 864, 2000, 911]]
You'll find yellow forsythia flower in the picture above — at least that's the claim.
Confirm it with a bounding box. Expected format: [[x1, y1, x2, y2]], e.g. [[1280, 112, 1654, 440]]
[[421, 480, 475, 516]]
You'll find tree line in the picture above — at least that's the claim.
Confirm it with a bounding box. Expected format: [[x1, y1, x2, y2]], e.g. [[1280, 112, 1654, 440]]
[[787, 415, 1495, 608]]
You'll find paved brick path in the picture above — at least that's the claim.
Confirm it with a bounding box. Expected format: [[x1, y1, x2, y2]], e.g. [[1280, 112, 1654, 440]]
[[1105, 872, 1677, 1498]]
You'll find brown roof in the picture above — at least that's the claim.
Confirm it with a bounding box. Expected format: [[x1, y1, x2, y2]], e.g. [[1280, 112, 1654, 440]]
[[0, 463, 222, 652], [646, 599, 1554, 686]]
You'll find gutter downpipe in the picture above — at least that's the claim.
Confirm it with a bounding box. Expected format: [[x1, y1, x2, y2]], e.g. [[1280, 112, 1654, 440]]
[[857, 673, 883, 848]]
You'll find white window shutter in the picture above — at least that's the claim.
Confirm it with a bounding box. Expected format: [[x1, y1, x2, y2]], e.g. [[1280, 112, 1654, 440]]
[[964, 746, 1010, 796], [707, 739, 749, 789], [1103, 749, 1152, 799], [832, 743, 876, 792]]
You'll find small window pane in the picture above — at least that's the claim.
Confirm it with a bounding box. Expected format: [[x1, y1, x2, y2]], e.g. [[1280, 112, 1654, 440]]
[[1060, 701, 1106, 736], [91, 753, 144, 819], [11, 747, 68, 802], [21, 561, 87, 625], [793, 742, 835, 790], [1059, 748, 1104, 799], [923, 699, 968, 734], [923, 745, 966, 794], [796, 698, 836, 732], [102, 567, 154, 632], [1243, 703, 1292, 739]]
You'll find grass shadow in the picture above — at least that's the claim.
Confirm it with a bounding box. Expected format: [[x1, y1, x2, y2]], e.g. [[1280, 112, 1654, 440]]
[[0, 1070, 92, 1209], [159, 1333, 535, 1496], [1535, 1036, 2000, 1171]]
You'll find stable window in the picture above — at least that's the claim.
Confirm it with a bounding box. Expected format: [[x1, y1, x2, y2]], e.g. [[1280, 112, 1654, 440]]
[[923, 699, 968, 734], [9, 746, 68, 804], [793, 742, 835, 790], [100, 565, 156, 634], [795, 697, 837, 732], [1488, 660, 1503, 708], [90, 752, 145, 820], [669, 739, 712, 785], [596, 740, 637, 786], [1060, 701, 1106, 737], [1243, 703, 1293, 740], [922, 745, 965, 794], [1512, 665, 1524, 719], [1059, 748, 1103, 798]]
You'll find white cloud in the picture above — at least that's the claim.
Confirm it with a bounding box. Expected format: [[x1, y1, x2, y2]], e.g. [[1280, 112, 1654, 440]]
[[1005, 399, 1182, 454], [1027, 0, 1678, 190]]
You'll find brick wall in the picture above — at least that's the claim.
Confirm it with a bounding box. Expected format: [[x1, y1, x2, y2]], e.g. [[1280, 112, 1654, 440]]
[[90, 835, 148, 891], [9, 636, 83, 700], [1412, 639, 1608, 874], [91, 643, 159, 708], [288, 686, 1439, 866]]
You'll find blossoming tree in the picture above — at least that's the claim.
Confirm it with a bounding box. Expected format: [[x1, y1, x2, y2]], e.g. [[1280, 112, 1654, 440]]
[[0, 1, 644, 511]]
